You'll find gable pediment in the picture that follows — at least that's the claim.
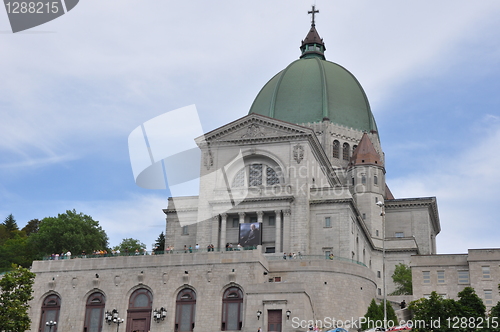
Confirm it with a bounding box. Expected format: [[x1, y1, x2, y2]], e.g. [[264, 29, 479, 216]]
[[198, 114, 313, 146]]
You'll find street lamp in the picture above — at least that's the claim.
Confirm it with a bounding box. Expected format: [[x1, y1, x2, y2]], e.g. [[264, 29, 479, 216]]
[[45, 321, 57, 332], [286, 310, 291, 320], [376, 200, 387, 330], [257, 310, 262, 320], [105, 309, 124, 332], [153, 307, 167, 322]]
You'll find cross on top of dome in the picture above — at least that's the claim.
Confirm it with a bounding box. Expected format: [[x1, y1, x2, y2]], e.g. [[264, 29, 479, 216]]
[[308, 5, 319, 26]]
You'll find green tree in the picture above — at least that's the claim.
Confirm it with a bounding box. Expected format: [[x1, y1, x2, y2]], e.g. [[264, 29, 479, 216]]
[[21, 218, 41, 237], [113, 238, 146, 255], [154, 232, 165, 253], [0, 266, 36, 332], [409, 291, 461, 332], [3, 214, 19, 234], [0, 236, 35, 270], [362, 298, 383, 330], [457, 287, 485, 319], [382, 300, 398, 328], [29, 209, 108, 258], [390, 263, 412, 295]]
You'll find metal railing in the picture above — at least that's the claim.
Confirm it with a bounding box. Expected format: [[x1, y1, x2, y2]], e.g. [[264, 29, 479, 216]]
[[42, 246, 258, 260]]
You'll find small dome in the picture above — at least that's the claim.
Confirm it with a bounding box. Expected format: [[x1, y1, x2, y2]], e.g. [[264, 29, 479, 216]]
[[249, 24, 377, 133]]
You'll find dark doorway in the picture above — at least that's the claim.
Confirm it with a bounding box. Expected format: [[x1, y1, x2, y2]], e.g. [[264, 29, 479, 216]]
[[267, 309, 282, 332]]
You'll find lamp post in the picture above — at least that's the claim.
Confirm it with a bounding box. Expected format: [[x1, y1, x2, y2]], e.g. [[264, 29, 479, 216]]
[[376, 200, 387, 330], [45, 321, 57, 332], [105, 309, 124, 332], [153, 307, 167, 323]]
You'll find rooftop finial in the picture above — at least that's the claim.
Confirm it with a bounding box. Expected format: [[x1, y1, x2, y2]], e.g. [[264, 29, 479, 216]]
[[308, 5, 319, 26]]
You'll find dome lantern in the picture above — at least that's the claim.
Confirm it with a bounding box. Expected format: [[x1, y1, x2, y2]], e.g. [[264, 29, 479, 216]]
[[300, 5, 326, 60]]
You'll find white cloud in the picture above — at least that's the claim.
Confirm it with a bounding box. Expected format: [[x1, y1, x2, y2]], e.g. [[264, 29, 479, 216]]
[[388, 117, 500, 253]]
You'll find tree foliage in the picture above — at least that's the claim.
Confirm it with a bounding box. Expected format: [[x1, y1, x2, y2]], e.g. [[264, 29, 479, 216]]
[[113, 238, 146, 254], [390, 263, 412, 295], [410, 291, 476, 332], [3, 214, 19, 235], [29, 209, 108, 257], [0, 266, 36, 332], [362, 299, 383, 330], [21, 219, 41, 237], [154, 232, 165, 253], [457, 287, 486, 319]]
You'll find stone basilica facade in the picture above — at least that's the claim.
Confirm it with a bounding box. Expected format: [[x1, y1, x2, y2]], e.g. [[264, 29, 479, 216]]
[[28, 13, 441, 332]]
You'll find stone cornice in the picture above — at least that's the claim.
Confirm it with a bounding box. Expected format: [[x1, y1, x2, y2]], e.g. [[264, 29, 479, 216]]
[[209, 195, 294, 206], [163, 207, 198, 215]]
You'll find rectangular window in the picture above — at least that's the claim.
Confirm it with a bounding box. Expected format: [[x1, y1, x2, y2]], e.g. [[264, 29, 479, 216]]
[[250, 217, 257, 223], [274, 276, 282, 283], [268, 216, 275, 226], [482, 266, 491, 279], [437, 271, 445, 283], [265, 247, 275, 253], [232, 218, 239, 228], [182, 225, 188, 235], [458, 270, 469, 284], [377, 271, 381, 278], [376, 230, 379, 237], [325, 217, 331, 228], [485, 290, 493, 305], [378, 288, 382, 296], [423, 271, 430, 284], [362, 213, 366, 220], [395, 232, 404, 238], [325, 251, 331, 258]]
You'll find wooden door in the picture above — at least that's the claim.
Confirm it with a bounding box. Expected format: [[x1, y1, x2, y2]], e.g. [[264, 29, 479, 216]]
[[268, 309, 282, 332]]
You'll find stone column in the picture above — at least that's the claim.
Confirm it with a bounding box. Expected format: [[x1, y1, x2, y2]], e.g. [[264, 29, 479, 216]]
[[257, 211, 264, 224], [274, 210, 282, 253], [238, 212, 245, 224], [220, 213, 227, 251], [211, 215, 219, 250], [282, 209, 291, 253]]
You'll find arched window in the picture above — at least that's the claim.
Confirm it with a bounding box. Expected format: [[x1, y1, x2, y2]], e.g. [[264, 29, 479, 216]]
[[39, 294, 61, 332], [232, 164, 280, 187], [343, 143, 350, 161], [353, 145, 358, 154], [374, 175, 378, 185], [176, 288, 196, 332], [332, 140, 340, 159], [84, 292, 105, 332], [126, 288, 152, 332], [221, 287, 243, 331], [361, 175, 366, 185]]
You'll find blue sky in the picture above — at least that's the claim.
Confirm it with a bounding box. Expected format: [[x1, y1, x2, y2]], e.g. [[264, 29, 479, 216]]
[[1, 1, 499, 252]]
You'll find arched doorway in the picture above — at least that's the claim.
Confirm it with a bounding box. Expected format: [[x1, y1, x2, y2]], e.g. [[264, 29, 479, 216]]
[[175, 288, 196, 332], [83, 292, 105, 332], [126, 288, 152, 332], [39, 294, 61, 332]]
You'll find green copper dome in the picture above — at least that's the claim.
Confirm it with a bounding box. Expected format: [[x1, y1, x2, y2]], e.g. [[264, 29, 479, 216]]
[[249, 24, 378, 132]]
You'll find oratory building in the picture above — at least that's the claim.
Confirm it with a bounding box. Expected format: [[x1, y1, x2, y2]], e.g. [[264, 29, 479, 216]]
[[28, 9, 440, 332]]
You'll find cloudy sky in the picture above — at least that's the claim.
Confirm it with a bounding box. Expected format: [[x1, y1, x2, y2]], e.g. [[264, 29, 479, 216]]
[[1, 0, 499, 253]]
